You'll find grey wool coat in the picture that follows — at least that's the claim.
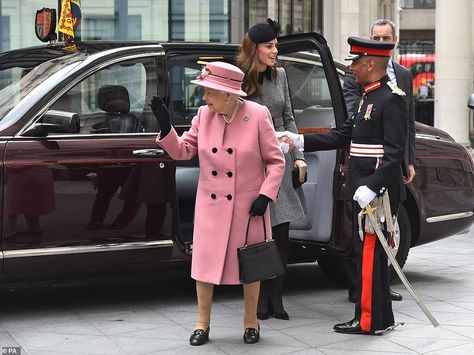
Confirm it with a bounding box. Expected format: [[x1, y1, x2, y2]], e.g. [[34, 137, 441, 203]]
[[251, 67, 307, 226]]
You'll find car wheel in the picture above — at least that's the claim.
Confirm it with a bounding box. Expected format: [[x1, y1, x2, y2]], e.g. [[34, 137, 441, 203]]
[[317, 254, 349, 288], [388, 203, 411, 280]]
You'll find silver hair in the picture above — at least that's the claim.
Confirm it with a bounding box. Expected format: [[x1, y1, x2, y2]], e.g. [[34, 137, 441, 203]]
[[371, 19, 397, 37]]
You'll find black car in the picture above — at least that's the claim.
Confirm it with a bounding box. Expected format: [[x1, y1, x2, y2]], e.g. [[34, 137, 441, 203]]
[[0, 33, 472, 286]]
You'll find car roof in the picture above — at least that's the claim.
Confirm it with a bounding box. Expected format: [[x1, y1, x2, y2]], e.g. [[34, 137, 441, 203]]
[[0, 40, 348, 72], [0, 41, 241, 70]]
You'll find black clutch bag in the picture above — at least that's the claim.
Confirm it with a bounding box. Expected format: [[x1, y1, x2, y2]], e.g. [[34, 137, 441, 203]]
[[292, 166, 307, 189], [237, 216, 285, 284]]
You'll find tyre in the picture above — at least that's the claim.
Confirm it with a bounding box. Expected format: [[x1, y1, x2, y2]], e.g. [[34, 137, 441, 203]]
[[388, 203, 411, 280]]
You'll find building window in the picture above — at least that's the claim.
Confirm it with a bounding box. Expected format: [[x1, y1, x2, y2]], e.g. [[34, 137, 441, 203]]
[[248, 0, 273, 27], [78, 15, 141, 41], [170, 0, 185, 41], [209, 0, 229, 42], [246, 0, 320, 35], [128, 15, 142, 40], [80, 16, 115, 40], [170, 0, 229, 42], [400, 0, 436, 9], [1, 15, 9, 51]]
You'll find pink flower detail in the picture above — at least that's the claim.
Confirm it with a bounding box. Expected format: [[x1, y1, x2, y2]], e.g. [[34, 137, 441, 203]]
[[196, 67, 210, 80]]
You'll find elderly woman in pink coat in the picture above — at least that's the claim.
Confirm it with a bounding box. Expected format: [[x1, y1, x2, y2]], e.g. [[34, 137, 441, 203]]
[[151, 61, 285, 346]]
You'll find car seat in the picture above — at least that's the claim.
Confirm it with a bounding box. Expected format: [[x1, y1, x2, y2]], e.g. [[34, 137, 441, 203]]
[[97, 85, 138, 133]]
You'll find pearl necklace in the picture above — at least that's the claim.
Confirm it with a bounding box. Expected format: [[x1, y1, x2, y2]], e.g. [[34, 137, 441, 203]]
[[220, 99, 242, 124]]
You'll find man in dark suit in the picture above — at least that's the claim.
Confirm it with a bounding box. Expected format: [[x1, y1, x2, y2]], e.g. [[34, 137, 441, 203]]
[[343, 19, 416, 303]]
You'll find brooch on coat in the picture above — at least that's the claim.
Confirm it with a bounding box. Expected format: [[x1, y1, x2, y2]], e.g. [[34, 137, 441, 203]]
[[243, 114, 250, 121]]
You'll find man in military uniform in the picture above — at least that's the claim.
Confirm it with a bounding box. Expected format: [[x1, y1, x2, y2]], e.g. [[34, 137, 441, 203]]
[[343, 19, 415, 304], [287, 36, 408, 334]]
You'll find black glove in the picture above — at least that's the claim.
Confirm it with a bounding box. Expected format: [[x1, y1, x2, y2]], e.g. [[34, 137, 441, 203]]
[[249, 194, 271, 216], [150, 96, 171, 137]]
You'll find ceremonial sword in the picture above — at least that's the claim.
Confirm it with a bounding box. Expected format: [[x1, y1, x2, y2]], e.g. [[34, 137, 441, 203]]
[[362, 204, 439, 327]]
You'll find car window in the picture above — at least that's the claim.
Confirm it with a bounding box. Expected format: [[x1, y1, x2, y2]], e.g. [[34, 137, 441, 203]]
[[167, 53, 336, 130], [49, 57, 159, 135], [168, 60, 204, 127], [0, 53, 86, 123], [279, 56, 336, 130]]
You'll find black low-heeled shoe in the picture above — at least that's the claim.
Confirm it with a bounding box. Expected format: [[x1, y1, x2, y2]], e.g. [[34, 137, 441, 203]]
[[243, 326, 260, 344], [189, 327, 210, 346]]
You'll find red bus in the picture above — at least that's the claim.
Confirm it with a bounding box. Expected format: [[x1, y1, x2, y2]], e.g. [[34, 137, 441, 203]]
[[398, 53, 435, 98]]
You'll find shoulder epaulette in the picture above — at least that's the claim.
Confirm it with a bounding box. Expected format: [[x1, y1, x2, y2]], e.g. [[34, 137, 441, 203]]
[[387, 81, 406, 96]]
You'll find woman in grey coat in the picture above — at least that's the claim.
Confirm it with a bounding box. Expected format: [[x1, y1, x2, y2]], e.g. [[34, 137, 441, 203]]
[[237, 19, 307, 320]]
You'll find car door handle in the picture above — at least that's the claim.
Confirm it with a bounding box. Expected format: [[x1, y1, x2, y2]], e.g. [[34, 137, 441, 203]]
[[132, 149, 165, 157]]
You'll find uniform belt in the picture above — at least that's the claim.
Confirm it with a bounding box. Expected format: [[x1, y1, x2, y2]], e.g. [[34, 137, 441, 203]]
[[349, 143, 384, 157]]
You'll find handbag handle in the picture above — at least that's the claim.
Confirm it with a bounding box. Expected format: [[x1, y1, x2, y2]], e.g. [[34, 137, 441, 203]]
[[243, 215, 268, 247]]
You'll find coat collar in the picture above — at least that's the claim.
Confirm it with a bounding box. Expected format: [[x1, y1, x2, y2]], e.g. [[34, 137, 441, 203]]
[[364, 75, 389, 93], [258, 66, 273, 84]]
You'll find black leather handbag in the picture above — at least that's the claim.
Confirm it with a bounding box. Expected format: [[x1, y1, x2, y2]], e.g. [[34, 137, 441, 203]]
[[292, 166, 307, 189], [237, 216, 285, 284]]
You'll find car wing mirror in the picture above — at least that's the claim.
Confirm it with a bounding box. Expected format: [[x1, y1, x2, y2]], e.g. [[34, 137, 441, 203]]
[[24, 109, 81, 136], [468, 93, 474, 109]]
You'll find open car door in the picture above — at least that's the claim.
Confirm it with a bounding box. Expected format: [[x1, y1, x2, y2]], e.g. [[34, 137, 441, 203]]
[[276, 33, 351, 251]]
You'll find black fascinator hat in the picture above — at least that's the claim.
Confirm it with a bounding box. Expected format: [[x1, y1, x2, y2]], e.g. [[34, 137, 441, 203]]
[[248, 18, 282, 43]]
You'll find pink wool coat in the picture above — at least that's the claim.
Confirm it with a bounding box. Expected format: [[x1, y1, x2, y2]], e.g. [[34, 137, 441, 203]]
[[157, 100, 284, 285]]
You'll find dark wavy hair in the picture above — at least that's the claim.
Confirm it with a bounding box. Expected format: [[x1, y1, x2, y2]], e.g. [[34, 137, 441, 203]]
[[236, 19, 281, 98]]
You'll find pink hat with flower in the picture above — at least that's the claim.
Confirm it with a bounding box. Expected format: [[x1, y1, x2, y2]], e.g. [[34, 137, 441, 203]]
[[191, 61, 247, 97]]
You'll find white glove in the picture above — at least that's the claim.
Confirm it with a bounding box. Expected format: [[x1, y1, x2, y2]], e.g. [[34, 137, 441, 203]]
[[275, 131, 304, 151], [280, 142, 290, 154], [353, 185, 376, 209]]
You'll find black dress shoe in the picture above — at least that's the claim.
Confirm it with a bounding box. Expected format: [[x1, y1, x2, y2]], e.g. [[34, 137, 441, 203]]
[[333, 318, 381, 335], [243, 327, 260, 344], [257, 312, 269, 320], [334, 318, 363, 334], [390, 289, 403, 301], [333, 318, 363, 334], [189, 327, 210, 346]]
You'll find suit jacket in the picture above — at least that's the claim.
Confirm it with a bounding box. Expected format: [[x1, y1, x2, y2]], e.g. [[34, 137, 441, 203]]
[[343, 61, 415, 175], [157, 101, 285, 285]]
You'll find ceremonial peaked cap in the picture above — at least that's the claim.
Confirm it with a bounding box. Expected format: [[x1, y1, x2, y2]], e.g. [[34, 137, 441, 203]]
[[344, 36, 394, 61]]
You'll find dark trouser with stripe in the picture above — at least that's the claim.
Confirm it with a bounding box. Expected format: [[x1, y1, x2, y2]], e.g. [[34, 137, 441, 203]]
[[353, 203, 394, 332]]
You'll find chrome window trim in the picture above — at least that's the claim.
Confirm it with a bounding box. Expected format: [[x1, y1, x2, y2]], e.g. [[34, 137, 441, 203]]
[[12, 132, 159, 139], [3, 240, 174, 259], [426, 212, 474, 223], [17, 50, 165, 137], [415, 133, 452, 143]]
